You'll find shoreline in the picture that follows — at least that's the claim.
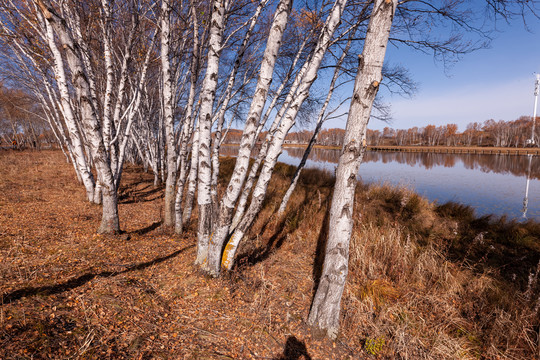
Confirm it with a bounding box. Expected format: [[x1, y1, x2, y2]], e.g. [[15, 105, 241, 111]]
[[222, 143, 540, 155]]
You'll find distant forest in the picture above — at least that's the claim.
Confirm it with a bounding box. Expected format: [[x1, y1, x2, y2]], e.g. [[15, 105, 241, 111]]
[[222, 116, 539, 148], [2, 84, 537, 150]]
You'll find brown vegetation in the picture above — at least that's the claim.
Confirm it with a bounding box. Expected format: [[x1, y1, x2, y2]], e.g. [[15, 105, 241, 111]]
[[1, 150, 539, 359]]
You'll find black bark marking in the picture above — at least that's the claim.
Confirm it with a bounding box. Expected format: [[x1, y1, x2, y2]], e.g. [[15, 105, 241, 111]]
[[347, 172, 356, 188], [340, 204, 351, 220]]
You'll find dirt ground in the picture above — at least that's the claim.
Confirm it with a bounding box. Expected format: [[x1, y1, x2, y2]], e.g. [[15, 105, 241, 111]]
[[2, 150, 539, 360], [0, 150, 357, 359]]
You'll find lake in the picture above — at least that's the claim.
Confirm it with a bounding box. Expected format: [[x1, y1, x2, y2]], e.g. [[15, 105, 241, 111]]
[[221, 145, 540, 221]]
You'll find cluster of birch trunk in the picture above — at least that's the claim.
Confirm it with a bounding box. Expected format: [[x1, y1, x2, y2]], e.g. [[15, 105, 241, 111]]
[[0, 0, 530, 339]]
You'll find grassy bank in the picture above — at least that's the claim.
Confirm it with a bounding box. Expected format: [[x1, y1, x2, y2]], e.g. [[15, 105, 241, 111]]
[[368, 145, 540, 155], [280, 143, 540, 155], [1, 150, 539, 359]]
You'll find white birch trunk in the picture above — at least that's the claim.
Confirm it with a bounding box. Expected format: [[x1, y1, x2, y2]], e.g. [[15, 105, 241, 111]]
[[230, 33, 312, 230], [209, 0, 268, 214], [182, 125, 199, 228], [43, 15, 96, 202], [161, 0, 178, 228], [65, 6, 101, 117], [175, 3, 201, 234], [277, 30, 354, 214], [196, 0, 225, 267], [109, 23, 136, 160], [40, 59, 88, 180], [36, 0, 120, 233], [224, 0, 349, 270], [207, 0, 293, 276], [100, 0, 114, 155], [308, 0, 397, 339], [114, 35, 154, 189]]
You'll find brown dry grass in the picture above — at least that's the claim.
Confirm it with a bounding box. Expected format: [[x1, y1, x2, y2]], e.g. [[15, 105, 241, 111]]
[[0, 150, 539, 359]]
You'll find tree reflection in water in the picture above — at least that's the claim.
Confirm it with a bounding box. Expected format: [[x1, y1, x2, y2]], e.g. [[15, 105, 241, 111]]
[[220, 145, 540, 220], [279, 147, 540, 180]]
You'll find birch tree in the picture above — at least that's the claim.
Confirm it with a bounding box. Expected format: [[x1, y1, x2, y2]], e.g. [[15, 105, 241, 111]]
[[174, 2, 202, 234], [0, 2, 98, 201], [161, 0, 178, 228], [222, 0, 349, 272], [35, 0, 121, 233], [203, 0, 293, 275], [277, 23, 357, 215], [307, 0, 397, 339], [195, 0, 226, 265]]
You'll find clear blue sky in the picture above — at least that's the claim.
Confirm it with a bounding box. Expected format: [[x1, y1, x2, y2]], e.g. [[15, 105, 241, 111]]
[[371, 12, 540, 132], [322, 6, 540, 132]]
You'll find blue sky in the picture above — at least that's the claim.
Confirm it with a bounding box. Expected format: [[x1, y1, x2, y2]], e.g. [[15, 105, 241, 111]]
[[320, 5, 540, 132], [369, 11, 540, 132]]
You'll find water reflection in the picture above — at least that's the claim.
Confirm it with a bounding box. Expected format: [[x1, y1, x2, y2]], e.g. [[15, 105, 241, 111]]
[[280, 147, 540, 179], [523, 154, 533, 219], [219, 145, 539, 221]]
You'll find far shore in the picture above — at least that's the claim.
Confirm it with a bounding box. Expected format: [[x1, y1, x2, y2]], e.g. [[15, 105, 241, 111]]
[[222, 143, 540, 155]]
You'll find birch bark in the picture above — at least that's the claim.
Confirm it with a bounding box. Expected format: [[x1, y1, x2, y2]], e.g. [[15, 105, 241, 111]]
[[183, 125, 199, 227], [223, 0, 349, 271], [175, 2, 201, 234], [40, 18, 96, 202], [100, 0, 114, 156], [36, 0, 120, 233], [205, 0, 293, 276], [196, 0, 226, 266], [308, 0, 397, 339], [208, 0, 269, 216], [161, 0, 178, 228], [230, 34, 312, 229], [277, 28, 355, 214], [114, 35, 155, 188]]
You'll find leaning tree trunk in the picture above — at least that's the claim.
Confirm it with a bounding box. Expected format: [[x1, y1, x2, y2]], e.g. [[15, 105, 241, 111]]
[[36, 0, 120, 234], [206, 0, 293, 276], [174, 3, 200, 234], [208, 0, 269, 215], [223, 0, 349, 271], [229, 33, 312, 231], [277, 27, 355, 214], [308, 0, 397, 339], [182, 125, 199, 228], [43, 18, 95, 202]]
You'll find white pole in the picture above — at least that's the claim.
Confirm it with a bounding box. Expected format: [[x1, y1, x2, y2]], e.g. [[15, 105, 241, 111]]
[[530, 74, 540, 145]]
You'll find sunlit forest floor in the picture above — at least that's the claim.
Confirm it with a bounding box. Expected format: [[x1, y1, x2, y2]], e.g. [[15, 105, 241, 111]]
[[1, 150, 539, 359]]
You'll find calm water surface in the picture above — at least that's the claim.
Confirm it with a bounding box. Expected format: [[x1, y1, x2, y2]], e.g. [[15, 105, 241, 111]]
[[277, 147, 540, 221], [220, 145, 539, 220]]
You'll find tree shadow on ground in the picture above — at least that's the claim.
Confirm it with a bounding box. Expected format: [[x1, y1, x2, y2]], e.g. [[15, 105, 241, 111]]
[[274, 336, 312, 360], [1, 245, 194, 304], [311, 204, 330, 298], [234, 193, 312, 269], [132, 221, 163, 235], [118, 184, 164, 204]]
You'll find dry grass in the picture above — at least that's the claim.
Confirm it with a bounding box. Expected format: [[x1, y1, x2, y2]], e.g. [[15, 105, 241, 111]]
[[1, 150, 539, 359], [338, 182, 540, 359]]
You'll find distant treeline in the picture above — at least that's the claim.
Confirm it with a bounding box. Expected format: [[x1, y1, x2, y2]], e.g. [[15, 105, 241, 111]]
[[222, 117, 539, 148], [0, 84, 56, 149]]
